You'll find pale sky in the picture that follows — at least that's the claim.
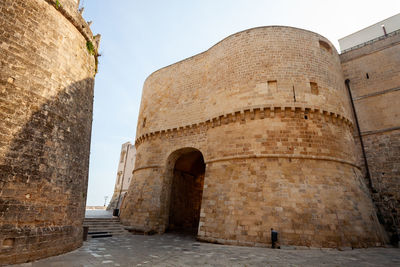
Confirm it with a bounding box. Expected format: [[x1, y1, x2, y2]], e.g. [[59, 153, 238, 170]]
[[82, 0, 400, 206]]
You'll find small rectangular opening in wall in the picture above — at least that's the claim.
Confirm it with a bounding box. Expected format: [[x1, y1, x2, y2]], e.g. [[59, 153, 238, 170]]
[[268, 80, 277, 91], [366, 73, 369, 79], [2, 238, 15, 248], [319, 40, 332, 53], [310, 82, 319, 95]]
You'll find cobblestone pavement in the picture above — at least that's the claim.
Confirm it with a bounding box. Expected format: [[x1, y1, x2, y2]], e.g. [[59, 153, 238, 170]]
[[14, 233, 400, 267]]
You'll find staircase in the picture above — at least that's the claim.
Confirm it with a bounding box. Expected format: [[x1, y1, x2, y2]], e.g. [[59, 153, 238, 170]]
[[83, 217, 130, 238]]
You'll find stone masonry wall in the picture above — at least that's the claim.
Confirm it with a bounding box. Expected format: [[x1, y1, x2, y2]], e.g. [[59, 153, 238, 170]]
[[121, 27, 385, 248], [136, 27, 353, 137], [340, 32, 400, 242], [0, 0, 98, 264]]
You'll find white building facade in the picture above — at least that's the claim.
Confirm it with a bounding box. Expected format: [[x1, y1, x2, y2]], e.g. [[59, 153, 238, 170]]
[[107, 142, 136, 211]]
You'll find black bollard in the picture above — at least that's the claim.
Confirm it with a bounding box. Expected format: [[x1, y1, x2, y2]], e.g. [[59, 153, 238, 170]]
[[271, 228, 278, 248], [83, 226, 89, 241]]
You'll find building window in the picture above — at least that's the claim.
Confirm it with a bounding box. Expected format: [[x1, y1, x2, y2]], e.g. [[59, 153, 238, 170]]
[[268, 80, 277, 91], [310, 82, 319, 95], [319, 40, 332, 53]]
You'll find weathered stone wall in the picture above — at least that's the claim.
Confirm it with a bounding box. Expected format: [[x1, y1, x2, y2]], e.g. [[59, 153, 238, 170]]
[[136, 28, 352, 135], [121, 27, 385, 248], [0, 0, 98, 264], [340, 31, 400, 242]]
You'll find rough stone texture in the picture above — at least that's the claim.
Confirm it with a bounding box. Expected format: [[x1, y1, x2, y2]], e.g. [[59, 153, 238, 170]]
[[0, 0, 98, 264], [11, 234, 400, 267], [341, 31, 400, 242], [120, 27, 385, 248]]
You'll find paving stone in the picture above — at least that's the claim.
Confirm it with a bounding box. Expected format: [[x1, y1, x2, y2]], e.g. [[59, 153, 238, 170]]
[[12, 233, 400, 267]]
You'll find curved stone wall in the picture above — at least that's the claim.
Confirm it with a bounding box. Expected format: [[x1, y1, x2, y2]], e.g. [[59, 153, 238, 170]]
[[137, 26, 352, 137], [121, 27, 385, 248], [0, 0, 97, 264]]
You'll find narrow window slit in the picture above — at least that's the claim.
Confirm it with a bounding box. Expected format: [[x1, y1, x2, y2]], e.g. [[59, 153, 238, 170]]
[[292, 86, 296, 102]]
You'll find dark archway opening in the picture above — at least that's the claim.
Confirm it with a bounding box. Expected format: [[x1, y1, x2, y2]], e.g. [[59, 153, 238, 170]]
[[168, 150, 205, 235]]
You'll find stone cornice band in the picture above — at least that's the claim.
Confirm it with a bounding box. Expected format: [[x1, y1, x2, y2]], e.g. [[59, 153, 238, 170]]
[[353, 85, 400, 101], [132, 154, 359, 174], [132, 165, 162, 174], [205, 154, 359, 168], [135, 105, 353, 147], [357, 126, 400, 137]]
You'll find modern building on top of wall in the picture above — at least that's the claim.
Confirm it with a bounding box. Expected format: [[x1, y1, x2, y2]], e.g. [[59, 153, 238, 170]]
[[107, 142, 136, 212], [339, 13, 400, 52], [120, 14, 400, 248]]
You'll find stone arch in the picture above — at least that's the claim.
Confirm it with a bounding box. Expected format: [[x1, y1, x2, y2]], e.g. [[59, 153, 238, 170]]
[[163, 147, 206, 235]]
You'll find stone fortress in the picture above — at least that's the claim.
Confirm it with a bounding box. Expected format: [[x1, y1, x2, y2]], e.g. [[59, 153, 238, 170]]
[[0, 0, 398, 264], [0, 0, 99, 264], [120, 15, 400, 248]]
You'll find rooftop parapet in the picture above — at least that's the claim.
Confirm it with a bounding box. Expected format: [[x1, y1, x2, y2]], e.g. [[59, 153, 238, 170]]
[[44, 0, 100, 51], [339, 13, 400, 52]]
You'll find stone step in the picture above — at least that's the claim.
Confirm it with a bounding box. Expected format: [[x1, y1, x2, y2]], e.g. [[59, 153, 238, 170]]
[[84, 221, 120, 224], [83, 218, 120, 221], [88, 231, 127, 237], [86, 226, 125, 229], [86, 229, 124, 232], [91, 233, 113, 238], [83, 223, 123, 227], [108, 232, 128, 236], [84, 223, 121, 226], [86, 228, 126, 232], [88, 230, 127, 234], [84, 222, 122, 225], [84, 225, 124, 229], [86, 218, 118, 220], [88, 231, 109, 235], [84, 219, 120, 223], [83, 217, 130, 238]]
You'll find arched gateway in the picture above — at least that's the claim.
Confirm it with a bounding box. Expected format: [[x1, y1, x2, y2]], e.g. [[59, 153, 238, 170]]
[[120, 26, 386, 248], [166, 148, 205, 234]]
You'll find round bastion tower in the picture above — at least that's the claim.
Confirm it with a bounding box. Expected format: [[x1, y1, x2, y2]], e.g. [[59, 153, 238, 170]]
[[120, 27, 385, 248], [0, 0, 99, 264]]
